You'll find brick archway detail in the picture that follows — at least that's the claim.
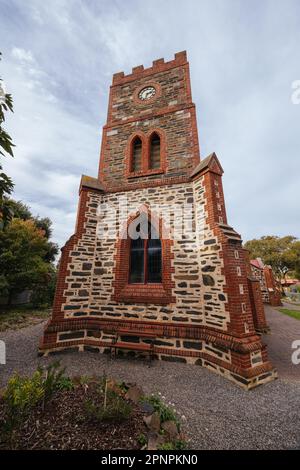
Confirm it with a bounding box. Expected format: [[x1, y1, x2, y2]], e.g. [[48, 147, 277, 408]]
[[113, 205, 175, 304]]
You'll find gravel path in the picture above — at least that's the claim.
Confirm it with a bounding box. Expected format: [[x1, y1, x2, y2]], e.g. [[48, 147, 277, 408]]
[[0, 309, 299, 450], [263, 305, 300, 382], [281, 301, 300, 311]]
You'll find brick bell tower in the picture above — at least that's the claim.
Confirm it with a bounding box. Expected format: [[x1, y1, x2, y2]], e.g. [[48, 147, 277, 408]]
[[40, 51, 276, 389]]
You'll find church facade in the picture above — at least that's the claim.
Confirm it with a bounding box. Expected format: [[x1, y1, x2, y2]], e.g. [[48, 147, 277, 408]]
[[40, 51, 276, 389]]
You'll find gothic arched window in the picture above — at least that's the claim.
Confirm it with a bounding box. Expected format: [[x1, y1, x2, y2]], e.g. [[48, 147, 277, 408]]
[[129, 222, 162, 284], [131, 136, 142, 172], [149, 132, 161, 169]]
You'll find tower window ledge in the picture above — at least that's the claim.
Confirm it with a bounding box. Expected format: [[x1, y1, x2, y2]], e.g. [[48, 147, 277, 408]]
[[127, 168, 164, 179]]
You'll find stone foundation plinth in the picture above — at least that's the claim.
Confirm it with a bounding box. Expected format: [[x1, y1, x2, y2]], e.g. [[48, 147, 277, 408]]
[[40, 318, 277, 390]]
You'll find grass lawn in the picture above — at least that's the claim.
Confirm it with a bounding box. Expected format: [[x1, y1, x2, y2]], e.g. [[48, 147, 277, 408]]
[[0, 305, 50, 331], [278, 308, 300, 321]]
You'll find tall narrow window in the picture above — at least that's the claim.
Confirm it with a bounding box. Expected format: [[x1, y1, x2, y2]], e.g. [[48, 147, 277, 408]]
[[129, 221, 162, 284], [147, 237, 162, 282], [129, 237, 144, 283], [132, 137, 142, 172], [149, 133, 161, 169]]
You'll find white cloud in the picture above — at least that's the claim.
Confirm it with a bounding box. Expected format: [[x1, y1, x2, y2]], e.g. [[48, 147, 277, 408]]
[[11, 47, 35, 63], [2, 47, 100, 246]]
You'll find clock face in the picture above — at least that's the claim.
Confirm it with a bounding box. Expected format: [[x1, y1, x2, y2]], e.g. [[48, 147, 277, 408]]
[[138, 86, 156, 101]]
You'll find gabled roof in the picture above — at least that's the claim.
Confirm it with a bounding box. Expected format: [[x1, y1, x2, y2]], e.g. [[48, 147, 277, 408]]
[[191, 152, 224, 178], [250, 258, 264, 269], [250, 259, 262, 269]]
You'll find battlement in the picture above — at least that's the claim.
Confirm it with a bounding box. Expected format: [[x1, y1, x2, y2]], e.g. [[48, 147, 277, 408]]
[[112, 51, 188, 85]]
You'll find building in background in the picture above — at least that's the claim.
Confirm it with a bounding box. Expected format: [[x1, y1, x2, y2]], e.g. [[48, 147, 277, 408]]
[[250, 258, 282, 307]]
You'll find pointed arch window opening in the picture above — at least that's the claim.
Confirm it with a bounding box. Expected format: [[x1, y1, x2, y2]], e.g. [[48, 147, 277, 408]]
[[128, 131, 164, 177], [129, 221, 162, 284], [131, 137, 142, 172], [149, 132, 161, 169]]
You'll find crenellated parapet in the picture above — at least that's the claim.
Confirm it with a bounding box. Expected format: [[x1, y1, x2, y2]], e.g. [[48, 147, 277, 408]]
[[112, 51, 187, 85]]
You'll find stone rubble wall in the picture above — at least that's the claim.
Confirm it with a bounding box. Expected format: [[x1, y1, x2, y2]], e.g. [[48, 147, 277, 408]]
[[61, 179, 228, 331], [193, 176, 229, 330], [100, 109, 197, 188]]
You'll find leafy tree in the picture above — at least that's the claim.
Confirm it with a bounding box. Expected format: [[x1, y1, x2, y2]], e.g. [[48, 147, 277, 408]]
[[0, 219, 53, 304], [5, 199, 31, 221], [244, 236, 300, 282], [34, 216, 53, 240], [30, 270, 57, 308], [34, 217, 58, 263], [291, 240, 300, 280], [4, 199, 59, 263], [0, 54, 58, 306], [0, 52, 15, 228]]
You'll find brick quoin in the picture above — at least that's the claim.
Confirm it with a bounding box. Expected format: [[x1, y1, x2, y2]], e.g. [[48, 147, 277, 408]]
[[40, 51, 277, 389]]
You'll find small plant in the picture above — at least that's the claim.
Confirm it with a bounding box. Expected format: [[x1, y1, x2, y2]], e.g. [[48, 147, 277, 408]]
[[174, 439, 187, 450], [42, 361, 69, 400], [118, 381, 129, 394], [158, 442, 174, 450], [84, 390, 132, 423], [137, 433, 147, 446], [141, 394, 179, 426], [78, 375, 92, 386], [158, 439, 187, 450], [56, 376, 74, 391]]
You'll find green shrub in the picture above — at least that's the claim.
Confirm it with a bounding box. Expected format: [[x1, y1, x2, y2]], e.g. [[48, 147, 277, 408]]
[[1, 369, 45, 445], [3, 370, 44, 422], [1, 362, 73, 446], [2, 361, 71, 427], [84, 390, 132, 424]]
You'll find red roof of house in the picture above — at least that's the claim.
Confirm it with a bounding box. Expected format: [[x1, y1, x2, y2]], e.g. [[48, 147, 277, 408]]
[[281, 279, 299, 285], [250, 259, 263, 269]]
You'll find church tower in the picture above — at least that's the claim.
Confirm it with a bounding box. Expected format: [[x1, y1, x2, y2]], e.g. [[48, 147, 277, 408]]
[[40, 51, 276, 389]]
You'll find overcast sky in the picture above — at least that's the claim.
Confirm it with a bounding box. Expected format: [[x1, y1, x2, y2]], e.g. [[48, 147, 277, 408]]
[[0, 0, 299, 248]]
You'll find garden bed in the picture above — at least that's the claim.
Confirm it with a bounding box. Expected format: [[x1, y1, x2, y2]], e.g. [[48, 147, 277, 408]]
[[0, 363, 186, 450], [0, 305, 50, 331]]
